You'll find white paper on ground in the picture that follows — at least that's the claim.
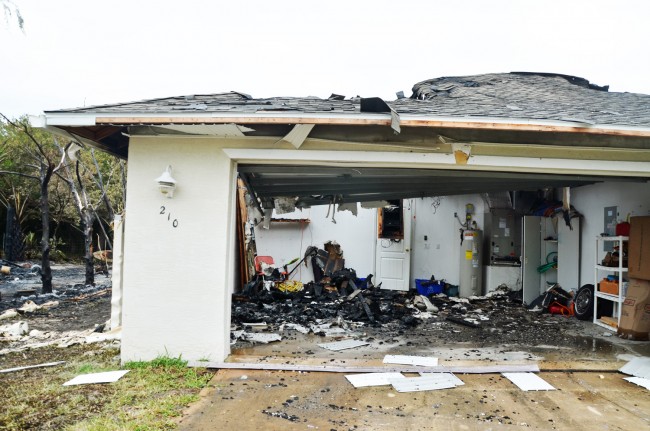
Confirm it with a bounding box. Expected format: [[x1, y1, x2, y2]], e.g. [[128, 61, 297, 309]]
[[63, 370, 129, 386], [345, 372, 405, 388], [624, 376, 650, 390], [502, 372, 555, 391], [242, 333, 282, 343], [619, 357, 650, 379], [418, 372, 465, 386], [318, 339, 369, 351], [389, 375, 457, 392], [383, 354, 438, 367]]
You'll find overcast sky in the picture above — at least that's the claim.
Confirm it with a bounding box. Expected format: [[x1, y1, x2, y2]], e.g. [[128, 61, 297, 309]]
[[1, 0, 649, 118]]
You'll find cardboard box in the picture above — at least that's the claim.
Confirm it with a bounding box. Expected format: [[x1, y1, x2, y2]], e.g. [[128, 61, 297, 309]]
[[628, 216, 650, 281], [617, 278, 650, 340], [598, 279, 619, 295]]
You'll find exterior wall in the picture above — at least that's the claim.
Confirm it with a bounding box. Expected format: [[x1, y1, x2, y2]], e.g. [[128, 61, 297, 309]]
[[121, 137, 236, 363], [572, 181, 650, 287]]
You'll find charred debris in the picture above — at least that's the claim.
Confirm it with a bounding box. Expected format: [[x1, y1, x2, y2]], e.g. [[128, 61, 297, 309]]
[[232, 242, 530, 340]]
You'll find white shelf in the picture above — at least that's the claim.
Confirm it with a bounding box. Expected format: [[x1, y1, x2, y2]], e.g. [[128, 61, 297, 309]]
[[595, 264, 628, 272], [593, 235, 628, 329], [595, 291, 624, 303], [597, 236, 629, 241]]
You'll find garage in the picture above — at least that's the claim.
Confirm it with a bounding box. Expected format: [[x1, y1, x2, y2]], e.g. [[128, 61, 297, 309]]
[[35, 72, 650, 363]]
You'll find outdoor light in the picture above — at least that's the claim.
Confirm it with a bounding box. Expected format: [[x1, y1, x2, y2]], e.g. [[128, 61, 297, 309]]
[[155, 165, 177, 198]]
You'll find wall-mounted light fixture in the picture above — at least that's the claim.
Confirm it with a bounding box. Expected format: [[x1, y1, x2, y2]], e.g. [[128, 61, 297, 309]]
[[155, 165, 177, 198]]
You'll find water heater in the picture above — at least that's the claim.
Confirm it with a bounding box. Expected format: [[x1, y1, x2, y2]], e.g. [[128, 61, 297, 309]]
[[459, 229, 483, 297]]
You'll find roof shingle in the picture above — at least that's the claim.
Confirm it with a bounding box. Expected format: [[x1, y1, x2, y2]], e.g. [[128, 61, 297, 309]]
[[46, 72, 650, 128]]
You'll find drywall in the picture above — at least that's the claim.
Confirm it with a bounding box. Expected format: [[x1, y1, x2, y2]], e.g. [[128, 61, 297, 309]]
[[411, 195, 485, 287], [254, 205, 377, 283], [255, 196, 485, 289], [572, 181, 650, 287]]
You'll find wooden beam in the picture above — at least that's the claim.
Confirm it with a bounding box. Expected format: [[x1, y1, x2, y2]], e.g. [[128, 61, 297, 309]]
[[95, 116, 650, 138], [187, 361, 540, 374]]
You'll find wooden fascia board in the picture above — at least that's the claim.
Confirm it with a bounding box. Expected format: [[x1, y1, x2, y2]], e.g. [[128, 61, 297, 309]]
[[93, 115, 650, 138]]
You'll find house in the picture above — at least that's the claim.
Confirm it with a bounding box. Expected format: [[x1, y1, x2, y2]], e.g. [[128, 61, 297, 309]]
[[32, 72, 650, 363]]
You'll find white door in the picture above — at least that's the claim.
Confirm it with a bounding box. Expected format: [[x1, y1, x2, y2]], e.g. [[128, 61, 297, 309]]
[[375, 200, 412, 291]]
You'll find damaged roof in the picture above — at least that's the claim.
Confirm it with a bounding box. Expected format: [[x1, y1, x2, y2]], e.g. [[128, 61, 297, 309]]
[[37, 72, 650, 208], [45, 72, 650, 128], [48, 92, 360, 115], [398, 72, 650, 127]]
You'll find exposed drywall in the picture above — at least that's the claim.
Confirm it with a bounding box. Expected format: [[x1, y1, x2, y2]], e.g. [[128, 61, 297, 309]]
[[411, 196, 486, 287], [572, 181, 650, 287], [255, 196, 485, 289], [121, 137, 236, 363], [254, 205, 377, 283]]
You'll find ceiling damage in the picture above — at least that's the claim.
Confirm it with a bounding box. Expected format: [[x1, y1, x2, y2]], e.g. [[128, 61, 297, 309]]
[[238, 165, 631, 212]]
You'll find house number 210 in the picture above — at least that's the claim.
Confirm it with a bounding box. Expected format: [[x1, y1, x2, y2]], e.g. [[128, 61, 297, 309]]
[[159, 206, 179, 228]]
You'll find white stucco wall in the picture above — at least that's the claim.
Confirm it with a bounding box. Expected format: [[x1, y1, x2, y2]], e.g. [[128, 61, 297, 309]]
[[571, 181, 650, 287], [121, 137, 236, 363]]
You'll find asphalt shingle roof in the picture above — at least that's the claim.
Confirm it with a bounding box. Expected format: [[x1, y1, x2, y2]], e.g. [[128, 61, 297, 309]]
[[47, 73, 650, 128]]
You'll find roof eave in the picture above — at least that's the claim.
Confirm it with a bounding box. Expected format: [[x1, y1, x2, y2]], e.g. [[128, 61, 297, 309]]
[[35, 111, 650, 138]]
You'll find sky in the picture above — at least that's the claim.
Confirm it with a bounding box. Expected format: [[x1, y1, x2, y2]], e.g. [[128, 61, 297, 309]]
[[1, 0, 649, 118]]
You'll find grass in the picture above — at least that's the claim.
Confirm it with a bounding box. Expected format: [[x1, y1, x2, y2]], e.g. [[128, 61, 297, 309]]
[[0, 345, 214, 431]]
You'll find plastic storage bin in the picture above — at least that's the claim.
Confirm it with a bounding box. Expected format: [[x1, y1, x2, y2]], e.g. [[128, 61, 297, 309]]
[[415, 279, 444, 295]]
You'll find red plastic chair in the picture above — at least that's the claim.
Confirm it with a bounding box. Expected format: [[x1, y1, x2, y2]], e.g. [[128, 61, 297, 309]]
[[254, 256, 275, 274]]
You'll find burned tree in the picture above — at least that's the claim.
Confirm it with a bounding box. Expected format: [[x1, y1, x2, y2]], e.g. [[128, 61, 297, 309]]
[[0, 114, 68, 293], [57, 142, 124, 285]]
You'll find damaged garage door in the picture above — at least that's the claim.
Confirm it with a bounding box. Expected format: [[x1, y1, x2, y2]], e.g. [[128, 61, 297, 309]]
[[238, 165, 624, 211]]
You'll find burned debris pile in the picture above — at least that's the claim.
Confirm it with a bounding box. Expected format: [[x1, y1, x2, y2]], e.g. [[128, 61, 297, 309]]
[[232, 244, 590, 348]]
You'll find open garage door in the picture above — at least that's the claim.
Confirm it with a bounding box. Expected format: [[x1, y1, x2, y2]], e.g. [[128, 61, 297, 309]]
[[238, 165, 630, 210]]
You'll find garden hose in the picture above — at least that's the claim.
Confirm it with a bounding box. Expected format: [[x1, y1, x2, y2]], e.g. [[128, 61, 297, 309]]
[[537, 252, 558, 273]]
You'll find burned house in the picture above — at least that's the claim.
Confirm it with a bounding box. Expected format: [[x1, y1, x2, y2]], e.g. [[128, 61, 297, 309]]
[[33, 72, 650, 363]]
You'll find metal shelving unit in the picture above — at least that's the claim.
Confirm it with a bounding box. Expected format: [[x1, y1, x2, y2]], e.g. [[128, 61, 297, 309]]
[[593, 236, 628, 331]]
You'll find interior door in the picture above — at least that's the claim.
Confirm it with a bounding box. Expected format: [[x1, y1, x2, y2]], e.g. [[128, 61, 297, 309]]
[[522, 216, 542, 305], [375, 200, 412, 291]]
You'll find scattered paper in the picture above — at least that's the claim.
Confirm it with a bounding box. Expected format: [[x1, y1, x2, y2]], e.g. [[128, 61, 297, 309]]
[[502, 372, 555, 391], [318, 339, 369, 351], [242, 333, 281, 344], [389, 375, 457, 392], [63, 370, 129, 386], [619, 357, 650, 379], [624, 376, 650, 390], [345, 372, 405, 388], [419, 372, 465, 386], [282, 323, 310, 334]]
